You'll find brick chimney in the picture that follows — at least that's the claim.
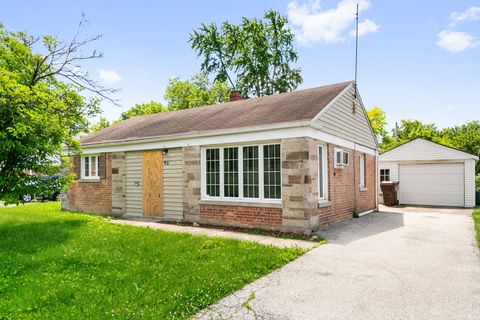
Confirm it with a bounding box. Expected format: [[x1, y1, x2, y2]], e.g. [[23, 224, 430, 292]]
[[229, 90, 243, 102]]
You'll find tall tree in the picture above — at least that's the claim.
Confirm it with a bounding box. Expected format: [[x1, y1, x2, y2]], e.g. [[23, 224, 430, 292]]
[[366, 107, 387, 138], [0, 18, 115, 204], [441, 121, 480, 173], [381, 120, 441, 152], [164, 72, 230, 110], [119, 101, 165, 120], [89, 117, 111, 133], [190, 9, 302, 97], [103, 73, 229, 125]]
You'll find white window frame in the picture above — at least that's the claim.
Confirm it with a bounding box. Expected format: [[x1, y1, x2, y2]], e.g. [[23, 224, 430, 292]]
[[359, 153, 366, 188], [318, 145, 329, 201], [201, 143, 282, 203], [81, 155, 99, 180], [334, 148, 349, 168], [380, 168, 390, 182]]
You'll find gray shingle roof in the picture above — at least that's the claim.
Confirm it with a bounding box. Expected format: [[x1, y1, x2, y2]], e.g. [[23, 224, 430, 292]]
[[81, 81, 352, 145]]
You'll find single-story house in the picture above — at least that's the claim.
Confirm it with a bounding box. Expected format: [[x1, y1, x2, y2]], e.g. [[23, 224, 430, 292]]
[[378, 138, 478, 208], [62, 81, 379, 234]]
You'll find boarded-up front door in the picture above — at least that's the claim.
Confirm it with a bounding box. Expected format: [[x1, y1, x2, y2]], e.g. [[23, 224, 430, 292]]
[[142, 151, 163, 216]]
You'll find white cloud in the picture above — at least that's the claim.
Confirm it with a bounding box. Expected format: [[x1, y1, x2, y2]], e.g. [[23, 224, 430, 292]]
[[98, 69, 122, 84], [287, 0, 379, 45], [436, 30, 475, 53], [349, 19, 380, 37], [449, 6, 480, 27]]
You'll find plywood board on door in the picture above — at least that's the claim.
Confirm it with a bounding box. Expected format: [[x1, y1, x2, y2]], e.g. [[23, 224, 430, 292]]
[[142, 151, 163, 216]]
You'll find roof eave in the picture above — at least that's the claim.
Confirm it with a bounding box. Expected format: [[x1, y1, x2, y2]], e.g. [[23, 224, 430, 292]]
[[80, 120, 311, 149]]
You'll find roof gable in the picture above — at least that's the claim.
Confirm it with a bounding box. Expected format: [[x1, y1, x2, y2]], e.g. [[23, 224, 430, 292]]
[[310, 83, 378, 149], [379, 138, 478, 161], [81, 81, 352, 146]]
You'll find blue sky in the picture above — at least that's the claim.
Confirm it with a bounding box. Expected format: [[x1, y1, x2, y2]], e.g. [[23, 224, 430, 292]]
[[3, 0, 479, 131]]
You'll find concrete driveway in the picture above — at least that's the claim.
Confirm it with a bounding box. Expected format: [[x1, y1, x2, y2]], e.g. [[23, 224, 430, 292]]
[[195, 207, 480, 320]]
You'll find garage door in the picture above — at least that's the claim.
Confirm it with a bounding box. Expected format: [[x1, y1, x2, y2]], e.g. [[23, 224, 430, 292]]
[[399, 163, 464, 207]]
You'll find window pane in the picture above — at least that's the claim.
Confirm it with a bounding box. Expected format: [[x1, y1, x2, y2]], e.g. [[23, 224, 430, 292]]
[[263, 144, 281, 199], [84, 157, 90, 177], [360, 154, 365, 187], [319, 147, 324, 199], [91, 156, 97, 176], [380, 169, 390, 182], [224, 147, 239, 197], [206, 149, 220, 197], [243, 146, 259, 198]]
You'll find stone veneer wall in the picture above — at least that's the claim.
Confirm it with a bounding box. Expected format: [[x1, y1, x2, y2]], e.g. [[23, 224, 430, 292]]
[[111, 152, 126, 215], [280, 138, 319, 233], [183, 146, 201, 222]]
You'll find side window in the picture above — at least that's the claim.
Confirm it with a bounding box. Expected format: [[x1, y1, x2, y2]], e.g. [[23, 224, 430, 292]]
[[318, 145, 328, 200], [380, 169, 390, 182], [206, 149, 220, 197], [359, 154, 366, 188], [263, 144, 281, 199], [223, 147, 239, 197], [81, 155, 99, 179]]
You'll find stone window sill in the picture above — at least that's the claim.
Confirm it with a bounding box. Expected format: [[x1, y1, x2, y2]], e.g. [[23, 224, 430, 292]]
[[199, 199, 282, 208], [359, 187, 367, 192], [318, 200, 332, 208], [79, 178, 101, 183]]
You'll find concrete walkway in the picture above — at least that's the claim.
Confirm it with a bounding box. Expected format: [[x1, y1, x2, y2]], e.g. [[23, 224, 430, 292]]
[[195, 207, 480, 320], [109, 219, 318, 250]]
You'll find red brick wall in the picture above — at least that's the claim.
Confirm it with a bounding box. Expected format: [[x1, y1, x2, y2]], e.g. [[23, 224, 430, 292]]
[[199, 204, 282, 229], [317, 144, 376, 227], [68, 154, 112, 214]]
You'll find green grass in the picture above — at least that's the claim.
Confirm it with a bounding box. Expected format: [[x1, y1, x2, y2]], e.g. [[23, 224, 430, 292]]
[[473, 206, 480, 248], [0, 203, 305, 319]]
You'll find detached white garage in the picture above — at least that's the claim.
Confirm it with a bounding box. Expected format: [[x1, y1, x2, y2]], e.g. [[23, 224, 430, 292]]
[[379, 139, 478, 208]]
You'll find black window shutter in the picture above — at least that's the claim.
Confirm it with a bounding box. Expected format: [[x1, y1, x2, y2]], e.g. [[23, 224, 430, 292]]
[[98, 154, 106, 179], [73, 155, 81, 179]]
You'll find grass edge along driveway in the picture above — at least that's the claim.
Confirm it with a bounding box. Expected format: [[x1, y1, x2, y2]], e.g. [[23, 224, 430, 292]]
[[473, 206, 480, 248], [0, 203, 306, 319]]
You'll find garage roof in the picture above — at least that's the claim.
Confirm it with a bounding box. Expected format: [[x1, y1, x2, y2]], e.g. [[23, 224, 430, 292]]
[[379, 138, 479, 161]]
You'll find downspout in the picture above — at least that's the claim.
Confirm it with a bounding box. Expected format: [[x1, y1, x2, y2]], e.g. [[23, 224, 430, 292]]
[[353, 143, 357, 214], [375, 149, 379, 211]]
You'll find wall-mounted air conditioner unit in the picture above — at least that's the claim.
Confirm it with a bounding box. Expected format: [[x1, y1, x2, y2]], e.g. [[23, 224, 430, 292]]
[[334, 149, 349, 168]]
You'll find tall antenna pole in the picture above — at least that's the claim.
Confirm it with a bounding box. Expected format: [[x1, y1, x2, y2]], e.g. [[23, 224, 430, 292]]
[[352, 3, 359, 113], [354, 3, 359, 87]]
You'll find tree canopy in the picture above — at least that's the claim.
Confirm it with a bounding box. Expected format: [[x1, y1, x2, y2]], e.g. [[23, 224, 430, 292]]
[[366, 107, 387, 138], [190, 9, 302, 97], [90, 9, 304, 131], [119, 101, 165, 121], [0, 19, 112, 203], [90, 73, 230, 132], [165, 73, 230, 111]]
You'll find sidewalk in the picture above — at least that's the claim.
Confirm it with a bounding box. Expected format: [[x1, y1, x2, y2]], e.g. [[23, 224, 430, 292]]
[[109, 219, 318, 249]]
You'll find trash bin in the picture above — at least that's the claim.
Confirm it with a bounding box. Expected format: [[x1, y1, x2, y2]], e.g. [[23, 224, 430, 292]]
[[380, 181, 399, 206]]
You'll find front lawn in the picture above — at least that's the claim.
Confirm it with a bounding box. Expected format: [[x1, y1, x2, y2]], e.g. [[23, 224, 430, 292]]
[[473, 206, 480, 248], [0, 203, 304, 319]]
